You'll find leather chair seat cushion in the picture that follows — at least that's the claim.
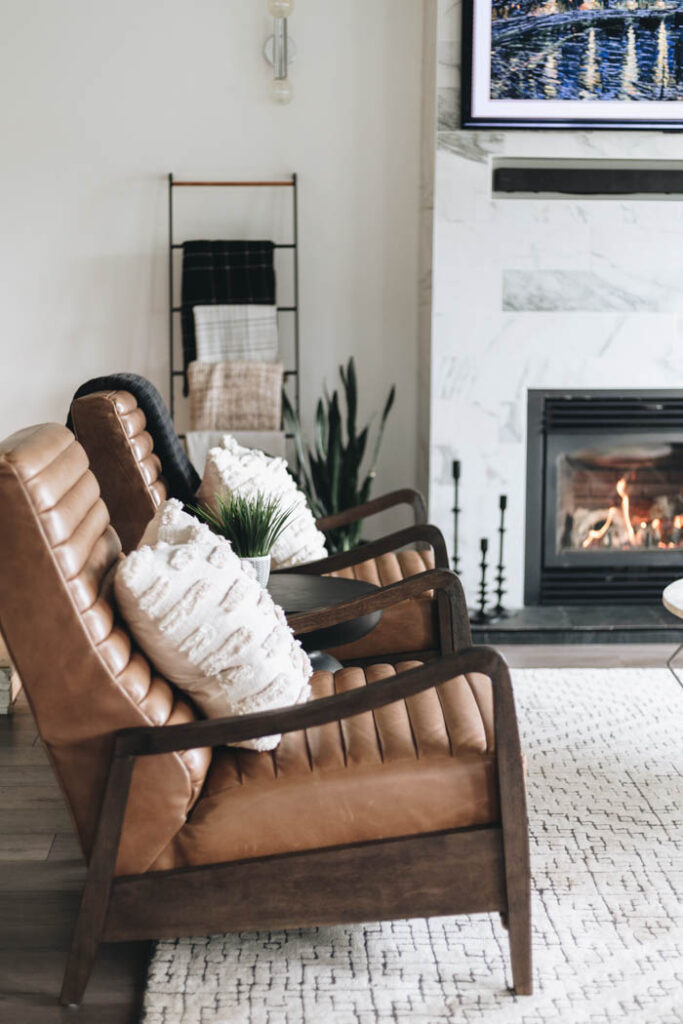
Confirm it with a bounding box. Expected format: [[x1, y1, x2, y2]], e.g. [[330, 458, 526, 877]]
[[326, 548, 437, 659], [153, 661, 497, 870]]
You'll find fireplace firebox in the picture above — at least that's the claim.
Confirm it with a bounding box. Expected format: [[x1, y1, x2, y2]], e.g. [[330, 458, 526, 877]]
[[525, 390, 683, 605]]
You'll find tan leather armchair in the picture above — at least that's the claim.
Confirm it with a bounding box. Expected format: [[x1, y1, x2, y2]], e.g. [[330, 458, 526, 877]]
[[69, 390, 447, 662], [0, 423, 531, 1007]]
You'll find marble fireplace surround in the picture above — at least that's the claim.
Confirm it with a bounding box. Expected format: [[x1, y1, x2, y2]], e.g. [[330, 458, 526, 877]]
[[426, 1, 683, 609]]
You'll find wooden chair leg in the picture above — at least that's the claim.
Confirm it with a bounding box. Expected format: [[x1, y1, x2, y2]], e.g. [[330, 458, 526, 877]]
[[59, 900, 105, 1006], [60, 752, 134, 1005], [506, 875, 532, 994], [488, 650, 533, 995]]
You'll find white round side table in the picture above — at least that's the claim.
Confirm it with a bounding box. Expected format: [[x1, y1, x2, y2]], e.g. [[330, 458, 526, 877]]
[[661, 579, 683, 688]]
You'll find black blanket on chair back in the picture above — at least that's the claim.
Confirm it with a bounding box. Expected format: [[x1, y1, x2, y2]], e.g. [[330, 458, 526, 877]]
[[66, 373, 201, 504]]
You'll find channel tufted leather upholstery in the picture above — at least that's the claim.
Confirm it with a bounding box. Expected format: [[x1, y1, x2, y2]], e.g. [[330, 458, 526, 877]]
[[152, 661, 496, 870], [0, 424, 500, 884], [70, 389, 440, 658], [0, 424, 210, 876], [326, 549, 437, 660], [70, 391, 167, 553]]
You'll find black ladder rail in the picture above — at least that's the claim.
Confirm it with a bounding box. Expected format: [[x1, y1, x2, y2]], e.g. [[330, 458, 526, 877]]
[[168, 172, 300, 423]]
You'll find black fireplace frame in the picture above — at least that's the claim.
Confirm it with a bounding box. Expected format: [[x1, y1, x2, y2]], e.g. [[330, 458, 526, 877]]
[[525, 389, 683, 605]]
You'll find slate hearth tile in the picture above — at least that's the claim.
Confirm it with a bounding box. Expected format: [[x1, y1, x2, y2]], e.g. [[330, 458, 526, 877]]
[[565, 605, 682, 630], [486, 606, 573, 631], [473, 604, 683, 644]]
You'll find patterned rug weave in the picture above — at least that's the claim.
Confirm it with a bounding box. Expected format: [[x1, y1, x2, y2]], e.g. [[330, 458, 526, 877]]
[[142, 668, 683, 1024]]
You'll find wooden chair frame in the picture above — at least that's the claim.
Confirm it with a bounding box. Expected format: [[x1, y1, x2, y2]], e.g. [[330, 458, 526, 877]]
[[314, 487, 427, 534], [59, 570, 531, 1006], [284, 522, 446, 577]]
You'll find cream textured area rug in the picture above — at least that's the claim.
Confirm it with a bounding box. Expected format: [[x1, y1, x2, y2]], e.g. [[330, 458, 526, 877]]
[[142, 668, 683, 1024]]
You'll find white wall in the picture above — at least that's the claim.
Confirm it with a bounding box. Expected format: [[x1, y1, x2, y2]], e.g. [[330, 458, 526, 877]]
[[429, 0, 683, 606], [0, 0, 423, 516]]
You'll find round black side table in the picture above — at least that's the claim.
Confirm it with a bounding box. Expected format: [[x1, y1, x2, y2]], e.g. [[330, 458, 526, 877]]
[[268, 573, 381, 671]]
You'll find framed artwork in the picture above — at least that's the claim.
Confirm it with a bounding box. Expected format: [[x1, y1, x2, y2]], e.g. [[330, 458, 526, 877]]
[[461, 0, 683, 129]]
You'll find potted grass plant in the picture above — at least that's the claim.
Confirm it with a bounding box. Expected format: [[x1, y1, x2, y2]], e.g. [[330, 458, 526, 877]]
[[284, 357, 395, 552], [190, 492, 293, 586]]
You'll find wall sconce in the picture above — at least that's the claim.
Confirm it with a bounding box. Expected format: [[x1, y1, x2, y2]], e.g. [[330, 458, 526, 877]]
[[263, 0, 296, 104]]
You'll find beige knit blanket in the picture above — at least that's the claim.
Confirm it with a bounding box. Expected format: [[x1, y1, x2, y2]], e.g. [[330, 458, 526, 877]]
[[188, 361, 283, 431]]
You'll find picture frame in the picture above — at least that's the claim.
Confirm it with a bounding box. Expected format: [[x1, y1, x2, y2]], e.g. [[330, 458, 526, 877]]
[[461, 0, 683, 130]]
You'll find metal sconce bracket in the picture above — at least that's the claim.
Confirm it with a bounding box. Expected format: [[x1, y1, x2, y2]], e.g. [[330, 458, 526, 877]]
[[263, 1, 296, 103]]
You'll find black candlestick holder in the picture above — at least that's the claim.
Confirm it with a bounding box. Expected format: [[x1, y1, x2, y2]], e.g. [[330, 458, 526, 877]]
[[490, 494, 509, 618], [451, 460, 461, 575], [471, 538, 491, 624]]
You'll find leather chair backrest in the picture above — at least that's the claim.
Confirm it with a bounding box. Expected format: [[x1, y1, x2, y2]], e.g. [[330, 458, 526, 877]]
[[70, 391, 167, 553], [0, 424, 211, 875]]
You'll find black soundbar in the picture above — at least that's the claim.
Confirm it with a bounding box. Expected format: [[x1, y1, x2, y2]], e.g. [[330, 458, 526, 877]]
[[493, 166, 683, 195]]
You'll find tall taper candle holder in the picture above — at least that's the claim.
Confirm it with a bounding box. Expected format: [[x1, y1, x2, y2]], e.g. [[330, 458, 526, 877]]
[[472, 537, 491, 624], [451, 460, 461, 574], [490, 494, 509, 618]]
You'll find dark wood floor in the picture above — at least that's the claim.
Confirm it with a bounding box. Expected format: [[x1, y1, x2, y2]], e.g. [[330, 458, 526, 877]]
[[1, 642, 679, 1023], [0, 697, 151, 1024]]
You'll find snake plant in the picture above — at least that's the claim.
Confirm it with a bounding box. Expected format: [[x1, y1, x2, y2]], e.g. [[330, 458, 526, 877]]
[[284, 357, 395, 552]]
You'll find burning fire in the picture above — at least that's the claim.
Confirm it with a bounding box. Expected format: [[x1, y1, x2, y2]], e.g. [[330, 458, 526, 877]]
[[615, 477, 636, 545], [580, 477, 683, 551]]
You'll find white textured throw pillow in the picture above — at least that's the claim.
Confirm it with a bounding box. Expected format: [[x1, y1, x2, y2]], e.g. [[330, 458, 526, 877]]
[[138, 497, 202, 548], [115, 500, 312, 751], [196, 435, 328, 570]]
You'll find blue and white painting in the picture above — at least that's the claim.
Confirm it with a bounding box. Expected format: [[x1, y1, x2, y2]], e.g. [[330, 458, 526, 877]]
[[466, 0, 683, 124]]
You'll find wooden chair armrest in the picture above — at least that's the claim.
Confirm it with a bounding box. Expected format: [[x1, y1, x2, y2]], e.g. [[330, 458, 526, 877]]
[[315, 488, 427, 532], [285, 568, 463, 636], [279, 524, 449, 575], [113, 646, 510, 757]]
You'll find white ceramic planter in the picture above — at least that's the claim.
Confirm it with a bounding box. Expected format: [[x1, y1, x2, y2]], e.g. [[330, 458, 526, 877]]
[[241, 554, 271, 587]]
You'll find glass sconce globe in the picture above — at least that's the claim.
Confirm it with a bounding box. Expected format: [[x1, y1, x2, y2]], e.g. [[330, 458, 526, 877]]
[[268, 0, 294, 16], [270, 77, 293, 104]]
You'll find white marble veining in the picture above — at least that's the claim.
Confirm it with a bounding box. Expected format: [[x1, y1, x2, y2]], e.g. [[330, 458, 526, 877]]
[[436, 0, 460, 130], [502, 269, 677, 312]]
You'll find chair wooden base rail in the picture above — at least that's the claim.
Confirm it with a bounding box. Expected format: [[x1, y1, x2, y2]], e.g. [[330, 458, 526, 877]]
[[59, 643, 532, 1006]]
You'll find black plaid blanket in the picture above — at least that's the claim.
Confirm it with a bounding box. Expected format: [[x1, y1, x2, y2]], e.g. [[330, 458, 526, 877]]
[[181, 240, 276, 395], [66, 373, 201, 503]]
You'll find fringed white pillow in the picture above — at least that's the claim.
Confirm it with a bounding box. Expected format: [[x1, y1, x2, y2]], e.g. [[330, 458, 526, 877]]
[[196, 435, 328, 569], [138, 497, 202, 548], [115, 500, 312, 751]]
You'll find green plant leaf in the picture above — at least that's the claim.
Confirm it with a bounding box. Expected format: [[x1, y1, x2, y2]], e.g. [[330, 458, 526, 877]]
[[188, 492, 295, 558], [314, 398, 327, 461], [327, 391, 342, 512], [284, 361, 395, 552], [345, 357, 357, 445], [309, 453, 329, 512], [368, 383, 396, 475]]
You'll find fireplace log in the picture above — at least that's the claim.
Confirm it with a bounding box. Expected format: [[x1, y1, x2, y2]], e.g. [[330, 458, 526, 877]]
[[570, 507, 629, 550]]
